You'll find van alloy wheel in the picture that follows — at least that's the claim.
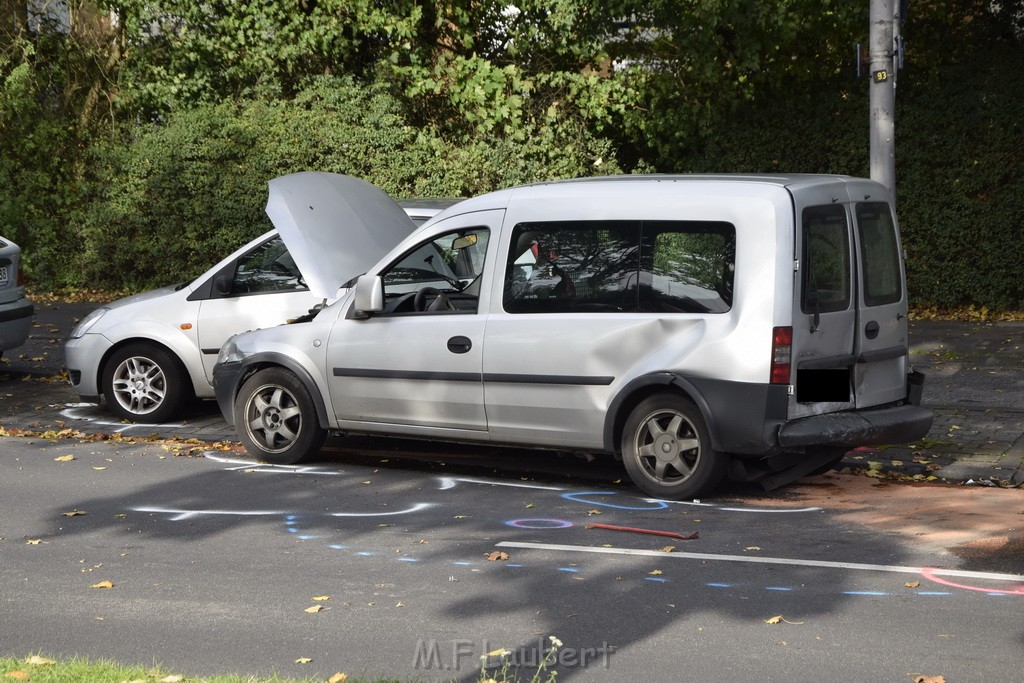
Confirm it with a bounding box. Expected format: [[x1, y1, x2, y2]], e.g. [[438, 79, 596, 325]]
[[235, 367, 326, 465], [621, 393, 726, 499]]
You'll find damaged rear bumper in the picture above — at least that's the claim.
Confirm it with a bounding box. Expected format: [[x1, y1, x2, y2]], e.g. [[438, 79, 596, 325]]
[[777, 404, 934, 449]]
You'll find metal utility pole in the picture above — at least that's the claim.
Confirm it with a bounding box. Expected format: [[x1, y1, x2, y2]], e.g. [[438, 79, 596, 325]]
[[868, 0, 902, 200]]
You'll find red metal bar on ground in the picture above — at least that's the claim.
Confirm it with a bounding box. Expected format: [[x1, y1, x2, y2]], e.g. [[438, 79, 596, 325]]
[[585, 523, 698, 540]]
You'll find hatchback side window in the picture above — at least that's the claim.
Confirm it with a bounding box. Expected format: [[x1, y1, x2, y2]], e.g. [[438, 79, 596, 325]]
[[802, 205, 851, 314], [231, 237, 306, 295], [856, 203, 903, 307], [379, 228, 490, 314]]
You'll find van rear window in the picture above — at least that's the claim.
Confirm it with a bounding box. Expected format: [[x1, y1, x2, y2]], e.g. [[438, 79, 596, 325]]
[[801, 205, 851, 314], [503, 220, 735, 314], [856, 203, 903, 307]]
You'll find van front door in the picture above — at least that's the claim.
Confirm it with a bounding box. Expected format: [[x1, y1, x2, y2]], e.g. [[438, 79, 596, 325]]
[[326, 211, 502, 435], [851, 199, 909, 407]]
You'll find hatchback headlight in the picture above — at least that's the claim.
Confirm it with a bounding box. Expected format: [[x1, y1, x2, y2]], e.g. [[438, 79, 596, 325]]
[[68, 308, 109, 339]]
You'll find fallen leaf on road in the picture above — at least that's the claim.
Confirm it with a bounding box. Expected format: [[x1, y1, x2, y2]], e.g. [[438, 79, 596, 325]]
[[328, 674, 349, 683], [25, 656, 55, 665], [25, 539, 43, 545], [62, 510, 87, 517], [649, 569, 664, 576], [487, 551, 510, 561], [312, 595, 330, 601], [295, 657, 312, 664], [54, 455, 75, 462], [304, 605, 323, 613], [93, 466, 106, 470], [89, 580, 114, 589], [525, 503, 536, 508], [914, 676, 946, 683], [396, 602, 405, 608], [660, 546, 675, 553], [764, 615, 804, 625], [905, 581, 921, 588], [744, 546, 761, 551]]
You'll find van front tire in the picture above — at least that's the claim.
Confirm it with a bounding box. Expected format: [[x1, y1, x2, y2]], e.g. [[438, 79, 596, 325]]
[[621, 393, 726, 499], [235, 367, 326, 465]]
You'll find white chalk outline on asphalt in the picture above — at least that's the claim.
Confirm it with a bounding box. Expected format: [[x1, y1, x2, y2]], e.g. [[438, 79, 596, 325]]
[[437, 477, 821, 513], [60, 404, 186, 432], [133, 503, 435, 521], [495, 541, 1024, 584]]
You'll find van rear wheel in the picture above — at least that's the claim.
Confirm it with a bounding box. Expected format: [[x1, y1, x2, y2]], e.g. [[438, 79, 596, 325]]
[[621, 394, 726, 499]]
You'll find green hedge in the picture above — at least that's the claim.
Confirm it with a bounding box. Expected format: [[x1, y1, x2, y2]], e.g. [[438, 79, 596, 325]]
[[683, 44, 1024, 310], [70, 77, 618, 290], [3, 49, 1022, 309]]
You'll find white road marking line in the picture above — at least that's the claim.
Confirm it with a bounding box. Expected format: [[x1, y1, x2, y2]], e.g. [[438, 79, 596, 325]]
[[495, 541, 1024, 583]]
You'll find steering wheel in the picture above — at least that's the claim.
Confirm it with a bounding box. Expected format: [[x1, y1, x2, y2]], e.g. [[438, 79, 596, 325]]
[[413, 286, 455, 312]]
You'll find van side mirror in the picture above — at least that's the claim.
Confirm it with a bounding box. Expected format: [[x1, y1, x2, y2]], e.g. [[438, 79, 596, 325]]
[[353, 274, 384, 315]]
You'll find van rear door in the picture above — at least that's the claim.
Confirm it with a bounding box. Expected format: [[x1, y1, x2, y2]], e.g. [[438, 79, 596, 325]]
[[790, 188, 858, 418], [849, 192, 909, 408], [790, 180, 909, 416]]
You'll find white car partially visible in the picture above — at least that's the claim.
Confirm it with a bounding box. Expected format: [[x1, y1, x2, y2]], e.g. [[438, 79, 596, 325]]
[[0, 235, 33, 360], [65, 193, 458, 422]]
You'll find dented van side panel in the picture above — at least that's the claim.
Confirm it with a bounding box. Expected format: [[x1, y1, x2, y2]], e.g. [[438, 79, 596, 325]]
[[481, 180, 795, 450]]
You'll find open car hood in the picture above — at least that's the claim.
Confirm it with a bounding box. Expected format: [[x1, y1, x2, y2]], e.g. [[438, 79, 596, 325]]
[[266, 172, 416, 299]]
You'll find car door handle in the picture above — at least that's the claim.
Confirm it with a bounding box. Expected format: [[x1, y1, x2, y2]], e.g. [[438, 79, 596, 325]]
[[864, 321, 880, 339], [447, 336, 472, 354]]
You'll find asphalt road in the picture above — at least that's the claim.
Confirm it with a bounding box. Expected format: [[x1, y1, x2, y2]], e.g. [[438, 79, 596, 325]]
[[1, 435, 1021, 682], [2, 302, 1024, 680]]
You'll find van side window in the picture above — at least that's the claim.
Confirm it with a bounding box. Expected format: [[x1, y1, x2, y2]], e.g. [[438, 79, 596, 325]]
[[503, 220, 735, 314], [801, 205, 851, 314], [856, 203, 903, 306], [644, 223, 735, 313], [379, 228, 490, 314]]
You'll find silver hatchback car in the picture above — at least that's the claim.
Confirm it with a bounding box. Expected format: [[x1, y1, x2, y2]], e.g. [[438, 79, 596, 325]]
[[214, 172, 933, 498], [0, 235, 33, 359], [65, 190, 458, 422]]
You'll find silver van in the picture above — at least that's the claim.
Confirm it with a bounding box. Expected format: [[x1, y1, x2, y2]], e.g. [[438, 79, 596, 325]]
[[213, 172, 933, 498]]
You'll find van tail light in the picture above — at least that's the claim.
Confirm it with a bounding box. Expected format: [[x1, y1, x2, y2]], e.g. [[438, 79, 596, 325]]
[[16, 265, 25, 287], [770, 326, 792, 385]]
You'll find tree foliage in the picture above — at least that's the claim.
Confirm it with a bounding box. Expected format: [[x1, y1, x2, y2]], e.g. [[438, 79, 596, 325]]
[[0, 0, 1021, 307]]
